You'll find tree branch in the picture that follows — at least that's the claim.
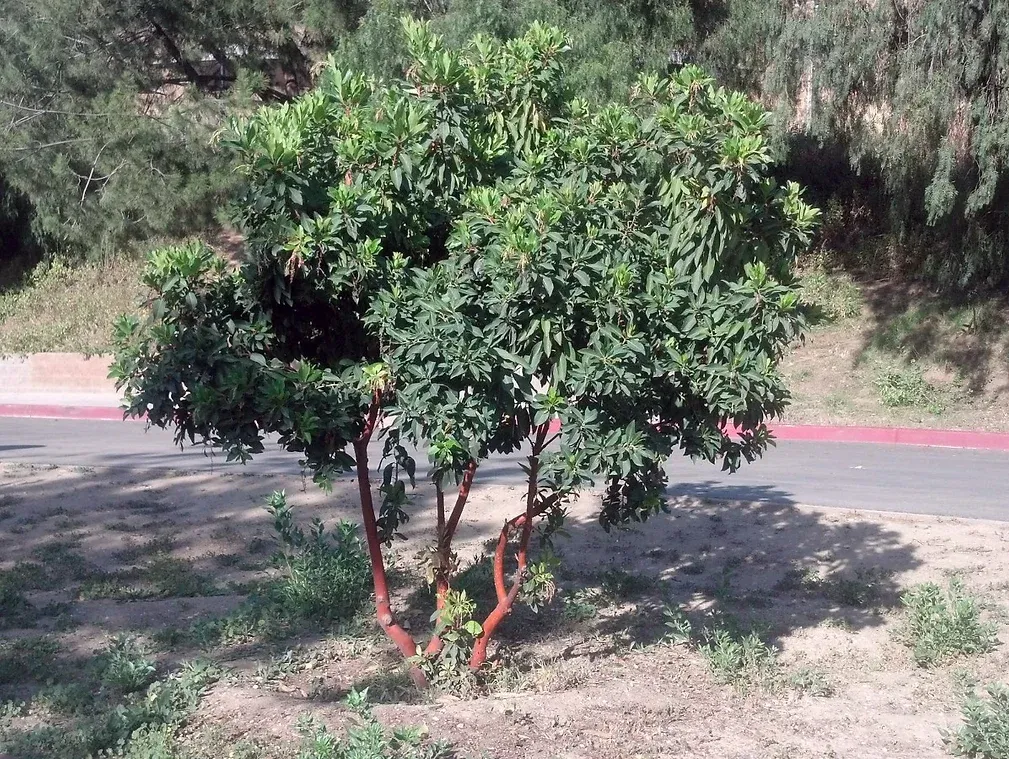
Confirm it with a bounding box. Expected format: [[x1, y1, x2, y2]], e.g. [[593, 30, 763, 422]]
[[471, 423, 550, 667], [352, 394, 424, 686], [148, 20, 201, 84]]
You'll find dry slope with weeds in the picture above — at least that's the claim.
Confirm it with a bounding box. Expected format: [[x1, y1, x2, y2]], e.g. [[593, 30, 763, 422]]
[[0, 463, 1007, 758]]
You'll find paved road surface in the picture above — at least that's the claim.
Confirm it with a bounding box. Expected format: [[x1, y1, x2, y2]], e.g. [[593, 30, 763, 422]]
[[1, 417, 1007, 521]]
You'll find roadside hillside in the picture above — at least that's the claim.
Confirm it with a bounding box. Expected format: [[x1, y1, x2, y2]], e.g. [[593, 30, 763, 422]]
[[784, 270, 1009, 432], [2, 256, 1008, 432]]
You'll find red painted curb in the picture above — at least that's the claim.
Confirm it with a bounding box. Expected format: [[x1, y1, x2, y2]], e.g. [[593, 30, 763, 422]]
[[0, 404, 136, 422], [766, 424, 1009, 451], [1, 404, 1007, 451], [546, 418, 1009, 451]]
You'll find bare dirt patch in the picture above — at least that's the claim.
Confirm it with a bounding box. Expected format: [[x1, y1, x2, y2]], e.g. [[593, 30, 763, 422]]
[[1, 462, 1007, 758]]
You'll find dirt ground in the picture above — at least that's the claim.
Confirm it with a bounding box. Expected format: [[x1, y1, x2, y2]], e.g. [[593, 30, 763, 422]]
[[1, 461, 1008, 758], [782, 278, 1009, 432]]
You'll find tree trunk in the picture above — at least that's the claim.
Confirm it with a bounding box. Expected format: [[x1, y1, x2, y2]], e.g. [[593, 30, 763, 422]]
[[470, 425, 548, 668], [352, 400, 425, 687]]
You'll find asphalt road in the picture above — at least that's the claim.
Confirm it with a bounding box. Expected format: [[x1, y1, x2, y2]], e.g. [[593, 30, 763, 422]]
[[1, 417, 1007, 521]]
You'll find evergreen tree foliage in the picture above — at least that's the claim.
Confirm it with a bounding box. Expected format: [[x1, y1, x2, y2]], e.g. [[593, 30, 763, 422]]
[[767, 0, 1009, 289], [5, 0, 1008, 292], [0, 0, 368, 258], [337, 0, 696, 103]]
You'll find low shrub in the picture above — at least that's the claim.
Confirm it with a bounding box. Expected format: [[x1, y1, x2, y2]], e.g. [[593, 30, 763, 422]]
[[266, 491, 371, 624], [945, 683, 1009, 759], [900, 580, 998, 667]]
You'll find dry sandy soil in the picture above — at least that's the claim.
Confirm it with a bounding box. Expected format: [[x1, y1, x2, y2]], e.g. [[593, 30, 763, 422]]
[[1, 461, 1008, 758], [781, 278, 1009, 432]]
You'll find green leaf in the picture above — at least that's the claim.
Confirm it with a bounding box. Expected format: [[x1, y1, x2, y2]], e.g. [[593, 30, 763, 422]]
[[463, 620, 483, 636]]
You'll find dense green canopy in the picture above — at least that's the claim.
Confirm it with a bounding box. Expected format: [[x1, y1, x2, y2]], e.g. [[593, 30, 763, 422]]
[[3, 0, 1007, 290], [112, 19, 817, 675]]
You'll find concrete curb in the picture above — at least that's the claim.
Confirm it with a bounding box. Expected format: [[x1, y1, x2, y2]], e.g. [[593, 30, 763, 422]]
[[548, 419, 1009, 452], [767, 424, 1009, 451]]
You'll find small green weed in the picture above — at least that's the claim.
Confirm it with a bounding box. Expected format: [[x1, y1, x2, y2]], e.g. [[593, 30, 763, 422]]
[[901, 580, 998, 667], [30, 541, 101, 584], [79, 556, 219, 601], [97, 635, 157, 694], [158, 598, 296, 649], [266, 491, 370, 624], [0, 583, 37, 630], [113, 535, 176, 563], [788, 667, 834, 697], [295, 691, 453, 759], [157, 495, 371, 651], [876, 364, 947, 414], [561, 589, 600, 623], [777, 565, 887, 608], [32, 682, 94, 716], [600, 567, 655, 600], [663, 608, 778, 691], [700, 627, 778, 689], [945, 683, 1009, 759], [411, 590, 483, 694]]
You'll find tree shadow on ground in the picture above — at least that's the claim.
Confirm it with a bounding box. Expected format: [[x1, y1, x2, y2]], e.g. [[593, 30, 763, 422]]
[[0, 458, 922, 712], [397, 480, 921, 662], [852, 278, 1009, 397]]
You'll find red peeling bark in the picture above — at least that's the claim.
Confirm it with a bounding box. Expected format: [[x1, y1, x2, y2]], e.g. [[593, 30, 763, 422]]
[[352, 396, 424, 687], [470, 424, 549, 669]]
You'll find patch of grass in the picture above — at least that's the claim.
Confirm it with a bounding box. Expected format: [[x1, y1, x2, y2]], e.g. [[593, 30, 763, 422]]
[[0, 255, 144, 355], [0, 583, 37, 629], [30, 540, 101, 584], [875, 364, 948, 414], [157, 602, 289, 649], [0, 636, 62, 684], [777, 565, 887, 607], [0, 581, 71, 631], [800, 269, 863, 324], [104, 520, 139, 533], [156, 498, 372, 650], [0, 658, 218, 759], [900, 580, 999, 667], [113, 535, 176, 563], [600, 567, 656, 600], [79, 556, 220, 601], [945, 683, 1009, 759], [663, 608, 778, 691], [31, 682, 95, 716]]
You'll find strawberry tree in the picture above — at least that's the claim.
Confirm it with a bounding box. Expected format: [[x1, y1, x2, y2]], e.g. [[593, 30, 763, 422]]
[[112, 19, 818, 685]]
